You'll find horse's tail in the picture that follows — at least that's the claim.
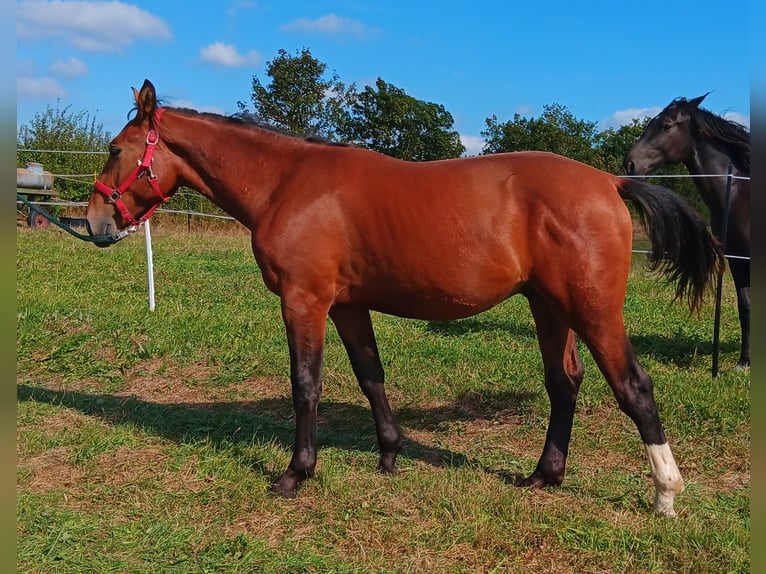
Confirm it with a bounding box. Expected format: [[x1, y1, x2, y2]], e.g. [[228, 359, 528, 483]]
[[617, 178, 724, 313]]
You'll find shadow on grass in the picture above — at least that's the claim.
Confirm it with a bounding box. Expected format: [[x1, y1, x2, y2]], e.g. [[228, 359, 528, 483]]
[[426, 317, 536, 339], [426, 315, 732, 369], [629, 332, 739, 368], [17, 384, 540, 485]]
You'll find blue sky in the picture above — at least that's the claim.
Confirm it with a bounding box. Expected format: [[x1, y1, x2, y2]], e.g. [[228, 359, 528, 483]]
[[17, 0, 751, 156]]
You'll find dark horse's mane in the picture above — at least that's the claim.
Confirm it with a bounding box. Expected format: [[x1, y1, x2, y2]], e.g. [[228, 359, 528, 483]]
[[144, 103, 352, 147], [665, 97, 750, 174]]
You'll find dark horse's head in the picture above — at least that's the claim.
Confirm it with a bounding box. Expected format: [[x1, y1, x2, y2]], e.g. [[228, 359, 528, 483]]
[[623, 94, 711, 176], [624, 93, 750, 177], [86, 79, 181, 247]]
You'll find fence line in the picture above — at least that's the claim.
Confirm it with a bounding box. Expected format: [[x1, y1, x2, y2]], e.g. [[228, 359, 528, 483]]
[[18, 199, 750, 262], [18, 148, 109, 155], [622, 173, 750, 181]]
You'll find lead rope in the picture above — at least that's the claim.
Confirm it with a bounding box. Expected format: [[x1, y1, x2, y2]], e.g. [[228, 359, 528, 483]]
[[16, 194, 136, 244]]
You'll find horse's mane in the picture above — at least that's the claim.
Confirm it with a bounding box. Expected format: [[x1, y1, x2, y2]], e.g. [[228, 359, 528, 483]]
[[666, 97, 750, 174], [160, 105, 352, 147]]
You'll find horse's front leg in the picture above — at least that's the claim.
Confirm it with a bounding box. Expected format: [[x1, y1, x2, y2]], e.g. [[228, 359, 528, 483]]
[[270, 291, 330, 498], [329, 306, 402, 474]]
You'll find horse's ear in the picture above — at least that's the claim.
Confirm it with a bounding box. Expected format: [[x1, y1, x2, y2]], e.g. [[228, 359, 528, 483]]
[[132, 79, 157, 121], [689, 92, 710, 108]]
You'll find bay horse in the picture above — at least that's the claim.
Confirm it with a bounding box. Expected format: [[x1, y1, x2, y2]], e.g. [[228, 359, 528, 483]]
[[625, 94, 750, 368], [87, 80, 723, 516]]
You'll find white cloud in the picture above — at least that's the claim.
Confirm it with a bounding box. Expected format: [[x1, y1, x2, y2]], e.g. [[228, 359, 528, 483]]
[[280, 14, 377, 41], [49, 56, 88, 78], [199, 42, 261, 68], [723, 111, 750, 129], [17, 76, 67, 98], [17, 0, 172, 52], [600, 107, 661, 130], [600, 107, 749, 131], [514, 104, 533, 116], [460, 135, 485, 157]]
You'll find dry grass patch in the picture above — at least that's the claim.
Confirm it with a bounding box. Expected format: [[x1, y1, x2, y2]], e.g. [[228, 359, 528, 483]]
[[21, 446, 84, 494]]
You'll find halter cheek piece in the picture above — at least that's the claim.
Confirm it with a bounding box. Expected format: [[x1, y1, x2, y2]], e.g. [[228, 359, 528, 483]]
[[94, 108, 169, 226]]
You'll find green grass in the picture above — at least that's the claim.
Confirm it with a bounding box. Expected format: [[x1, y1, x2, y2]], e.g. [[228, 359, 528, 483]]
[[17, 225, 749, 573]]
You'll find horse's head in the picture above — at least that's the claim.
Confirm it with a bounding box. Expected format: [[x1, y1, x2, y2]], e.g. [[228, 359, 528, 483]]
[[624, 93, 708, 176], [86, 79, 179, 246]]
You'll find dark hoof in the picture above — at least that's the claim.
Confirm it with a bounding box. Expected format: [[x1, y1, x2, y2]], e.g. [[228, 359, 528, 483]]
[[519, 473, 547, 488], [519, 469, 562, 489], [270, 471, 307, 498], [377, 453, 399, 475], [270, 484, 298, 499]]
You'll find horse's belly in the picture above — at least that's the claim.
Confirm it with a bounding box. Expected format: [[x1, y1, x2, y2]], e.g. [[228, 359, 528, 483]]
[[348, 278, 525, 321]]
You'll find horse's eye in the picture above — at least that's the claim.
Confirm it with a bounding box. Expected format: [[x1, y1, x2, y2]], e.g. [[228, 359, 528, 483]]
[[662, 123, 673, 132], [109, 147, 121, 157]]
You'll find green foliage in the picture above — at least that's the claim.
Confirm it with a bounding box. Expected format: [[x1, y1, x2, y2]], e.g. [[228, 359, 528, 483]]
[[239, 49, 464, 160], [593, 118, 649, 174], [482, 103, 600, 166], [342, 77, 465, 161], [17, 102, 112, 201], [483, 110, 707, 217], [237, 47, 354, 140]]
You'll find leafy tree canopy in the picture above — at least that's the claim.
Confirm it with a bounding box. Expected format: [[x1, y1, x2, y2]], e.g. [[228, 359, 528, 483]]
[[237, 47, 353, 140], [17, 102, 111, 201], [481, 103, 600, 165], [342, 77, 465, 161], [239, 49, 463, 161]]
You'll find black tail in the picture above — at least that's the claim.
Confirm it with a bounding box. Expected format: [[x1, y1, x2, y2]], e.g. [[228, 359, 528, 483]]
[[617, 178, 724, 313]]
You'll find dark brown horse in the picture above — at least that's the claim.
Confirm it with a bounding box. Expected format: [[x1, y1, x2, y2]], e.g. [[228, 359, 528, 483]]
[[625, 94, 750, 368], [87, 80, 723, 516]]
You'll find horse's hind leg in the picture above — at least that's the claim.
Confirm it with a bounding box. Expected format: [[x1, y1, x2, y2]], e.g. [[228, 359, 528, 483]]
[[579, 319, 684, 516], [521, 294, 585, 488], [729, 259, 750, 368], [330, 306, 402, 474]]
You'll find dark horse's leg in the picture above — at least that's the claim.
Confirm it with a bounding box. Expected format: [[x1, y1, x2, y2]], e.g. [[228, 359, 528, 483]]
[[270, 291, 329, 498], [729, 258, 750, 368], [521, 294, 584, 488], [329, 306, 402, 474]]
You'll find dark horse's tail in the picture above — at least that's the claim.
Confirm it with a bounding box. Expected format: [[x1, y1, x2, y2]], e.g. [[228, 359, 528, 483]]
[[617, 178, 724, 313]]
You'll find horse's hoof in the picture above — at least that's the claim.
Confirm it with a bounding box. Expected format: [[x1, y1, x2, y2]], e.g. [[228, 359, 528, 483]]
[[270, 472, 304, 498], [519, 472, 548, 489], [377, 453, 399, 475], [270, 484, 298, 499]]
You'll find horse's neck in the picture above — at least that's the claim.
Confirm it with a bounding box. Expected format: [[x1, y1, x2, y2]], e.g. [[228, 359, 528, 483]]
[[683, 137, 735, 214], [167, 114, 299, 227]]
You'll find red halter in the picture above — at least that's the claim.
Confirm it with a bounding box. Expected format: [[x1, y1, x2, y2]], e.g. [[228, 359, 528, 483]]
[[94, 108, 169, 226]]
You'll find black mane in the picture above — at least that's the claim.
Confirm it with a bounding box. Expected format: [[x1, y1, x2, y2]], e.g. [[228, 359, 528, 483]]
[[665, 98, 750, 174]]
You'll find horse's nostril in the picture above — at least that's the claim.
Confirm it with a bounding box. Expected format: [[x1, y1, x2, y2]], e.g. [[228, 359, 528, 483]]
[[626, 160, 635, 175]]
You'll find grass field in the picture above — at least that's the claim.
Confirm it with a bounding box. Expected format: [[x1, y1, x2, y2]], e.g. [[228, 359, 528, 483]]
[[17, 223, 749, 573]]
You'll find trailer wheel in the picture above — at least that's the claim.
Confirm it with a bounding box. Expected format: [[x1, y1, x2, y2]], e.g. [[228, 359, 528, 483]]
[[27, 209, 50, 229]]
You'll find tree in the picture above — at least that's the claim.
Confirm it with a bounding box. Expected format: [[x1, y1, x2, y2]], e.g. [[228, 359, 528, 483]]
[[342, 77, 464, 161], [593, 117, 649, 174], [17, 103, 112, 201], [238, 47, 354, 140], [481, 103, 600, 166]]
